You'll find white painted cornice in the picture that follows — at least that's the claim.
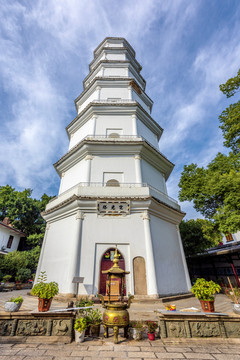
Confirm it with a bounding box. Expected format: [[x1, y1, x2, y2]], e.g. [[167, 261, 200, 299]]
[[74, 78, 153, 112], [66, 102, 163, 140], [54, 140, 174, 179], [42, 195, 184, 225], [83, 61, 146, 90], [89, 47, 141, 73], [93, 37, 136, 58]]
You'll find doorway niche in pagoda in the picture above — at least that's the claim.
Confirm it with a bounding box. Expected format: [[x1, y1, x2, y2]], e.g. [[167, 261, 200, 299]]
[[99, 248, 125, 296]]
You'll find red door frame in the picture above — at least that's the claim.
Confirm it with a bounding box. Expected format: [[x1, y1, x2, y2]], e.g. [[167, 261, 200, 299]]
[[98, 248, 126, 295]]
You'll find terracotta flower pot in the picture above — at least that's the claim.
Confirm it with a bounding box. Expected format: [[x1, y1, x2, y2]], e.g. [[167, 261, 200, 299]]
[[38, 298, 52, 312], [147, 332, 155, 341], [200, 300, 215, 312]]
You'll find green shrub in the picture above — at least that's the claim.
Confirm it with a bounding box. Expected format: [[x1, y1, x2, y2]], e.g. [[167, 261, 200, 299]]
[[85, 308, 102, 325], [31, 271, 58, 299], [191, 278, 221, 301], [0, 247, 40, 280], [74, 317, 87, 333], [15, 268, 31, 282], [8, 296, 23, 304], [2, 275, 12, 283], [145, 321, 158, 334]]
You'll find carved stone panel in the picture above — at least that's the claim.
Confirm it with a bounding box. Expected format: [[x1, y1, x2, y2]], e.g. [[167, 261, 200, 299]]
[[224, 322, 240, 338], [16, 320, 48, 336], [52, 320, 72, 336], [166, 321, 186, 337], [190, 322, 220, 337], [0, 320, 13, 336]]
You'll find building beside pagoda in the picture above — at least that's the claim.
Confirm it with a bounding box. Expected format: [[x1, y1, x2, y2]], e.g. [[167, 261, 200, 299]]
[[36, 37, 191, 298]]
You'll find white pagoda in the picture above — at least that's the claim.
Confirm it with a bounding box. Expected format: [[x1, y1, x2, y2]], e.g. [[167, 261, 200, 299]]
[[36, 37, 191, 298]]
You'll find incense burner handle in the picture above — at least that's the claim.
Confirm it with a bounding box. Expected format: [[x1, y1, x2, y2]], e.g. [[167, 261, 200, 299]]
[[127, 295, 134, 309], [98, 294, 106, 307]]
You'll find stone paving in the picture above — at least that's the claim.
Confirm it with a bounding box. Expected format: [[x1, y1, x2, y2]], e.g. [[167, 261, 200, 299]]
[[1, 338, 240, 360], [0, 289, 235, 319], [1, 290, 240, 359]]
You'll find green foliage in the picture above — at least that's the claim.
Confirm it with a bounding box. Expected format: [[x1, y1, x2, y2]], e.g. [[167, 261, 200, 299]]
[[179, 219, 220, 257], [2, 275, 12, 283], [85, 308, 102, 325], [219, 69, 240, 154], [74, 317, 87, 333], [15, 268, 31, 282], [0, 247, 40, 280], [219, 69, 240, 98], [31, 271, 59, 299], [179, 70, 240, 233], [225, 287, 240, 304], [219, 101, 240, 154], [8, 296, 23, 304], [129, 320, 144, 329], [178, 152, 240, 233], [145, 321, 158, 334], [75, 298, 94, 308], [191, 278, 221, 301], [0, 185, 54, 237], [26, 233, 44, 247]]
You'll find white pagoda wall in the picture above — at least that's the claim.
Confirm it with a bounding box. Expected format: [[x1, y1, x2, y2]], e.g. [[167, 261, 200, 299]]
[[136, 120, 158, 147], [38, 214, 78, 293], [141, 160, 166, 193], [100, 86, 128, 99], [38, 208, 189, 296], [103, 67, 127, 77], [78, 212, 146, 295], [59, 155, 139, 194], [132, 91, 150, 113], [90, 156, 136, 183], [150, 215, 190, 295], [68, 115, 159, 150], [95, 115, 133, 134], [69, 118, 95, 150], [77, 90, 98, 113], [59, 160, 89, 194]]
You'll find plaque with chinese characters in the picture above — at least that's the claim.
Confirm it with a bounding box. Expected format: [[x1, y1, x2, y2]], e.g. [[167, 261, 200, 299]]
[[98, 201, 130, 215]]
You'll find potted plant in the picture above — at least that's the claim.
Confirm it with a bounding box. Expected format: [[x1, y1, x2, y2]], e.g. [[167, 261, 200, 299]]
[[75, 298, 94, 335], [191, 278, 221, 312], [3, 275, 12, 283], [225, 286, 240, 314], [86, 308, 102, 337], [4, 296, 23, 312], [74, 317, 87, 343], [145, 321, 158, 341], [31, 271, 59, 312], [129, 320, 144, 340]]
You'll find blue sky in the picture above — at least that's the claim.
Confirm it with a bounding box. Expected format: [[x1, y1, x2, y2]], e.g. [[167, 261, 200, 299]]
[[0, 0, 240, 219]]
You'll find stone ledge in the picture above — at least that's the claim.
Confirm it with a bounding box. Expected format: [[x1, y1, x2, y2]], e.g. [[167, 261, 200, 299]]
[[0, 312, 74, 341], [155, 311, 240, 339]]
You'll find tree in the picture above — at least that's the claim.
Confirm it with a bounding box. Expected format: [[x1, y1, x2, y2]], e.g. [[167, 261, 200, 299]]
[[179, 152, 240, 234], [179, 219, 220, 257], [219, 68, 240, 154], [0, 185, 54, 237], [179, 70, 240, 234]]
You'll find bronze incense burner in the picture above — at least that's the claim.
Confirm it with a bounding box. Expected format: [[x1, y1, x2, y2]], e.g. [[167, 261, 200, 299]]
[[98, 246, 134, 343]]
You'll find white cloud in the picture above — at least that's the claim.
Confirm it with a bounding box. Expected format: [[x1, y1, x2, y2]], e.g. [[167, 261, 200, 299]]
[[0, 0, 239, 220]]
